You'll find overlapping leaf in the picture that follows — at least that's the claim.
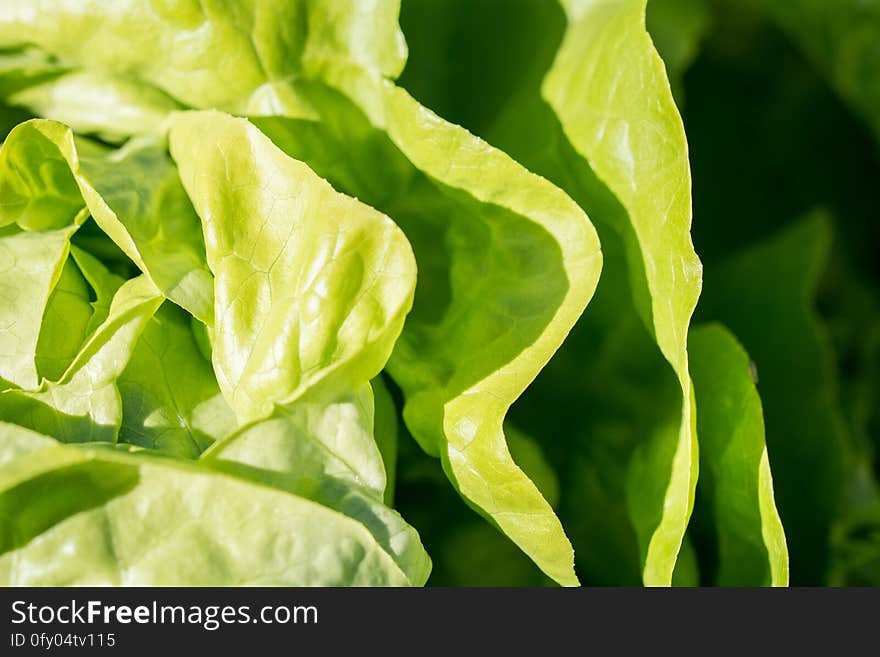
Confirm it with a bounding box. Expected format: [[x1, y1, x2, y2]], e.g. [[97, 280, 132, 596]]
[[0, 432, 427, 586], [117, 304, 236, 458], [689, 323, 788, 586]]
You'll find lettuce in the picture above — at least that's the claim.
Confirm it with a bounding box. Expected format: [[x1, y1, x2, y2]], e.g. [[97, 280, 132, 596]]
[[0, 0, 875, 587], [0, 430, 428, 586], [402, 0, 702, 585], [688, 324, 788, 586]]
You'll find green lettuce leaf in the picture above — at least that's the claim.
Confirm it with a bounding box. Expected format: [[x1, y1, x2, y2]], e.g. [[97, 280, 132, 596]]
[[203, 384, 431, 585], [0, 437, 427, 586], [68, 245, 125, 337], [689, 323, 788, 586], [0, 275, 164, 443], [539, 1, 701, 584], [72, 135, 214, 324], [34, 253, 94, 382], [204, 385, 385, 498], [168, 110, 416, 429], [0, 227, 77, 389], [7, 71, 181, 142], [117, 303, 236, 458], [0, 120, 84, 231]]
